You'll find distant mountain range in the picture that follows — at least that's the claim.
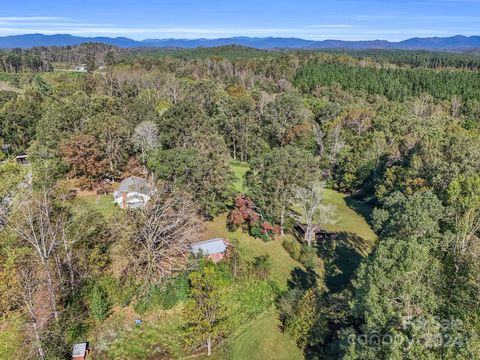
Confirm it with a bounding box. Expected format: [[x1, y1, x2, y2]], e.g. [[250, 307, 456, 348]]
[[1, 33, 480, 50]]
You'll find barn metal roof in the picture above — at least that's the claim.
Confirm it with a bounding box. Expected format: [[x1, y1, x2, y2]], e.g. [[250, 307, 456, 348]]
[[191, 238, 227, 255], [72, 342, 88, 357]]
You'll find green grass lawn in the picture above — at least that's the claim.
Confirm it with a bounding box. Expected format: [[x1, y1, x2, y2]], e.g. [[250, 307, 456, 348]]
[[207, 310, 303, 360], [322, 189, 377, 251], [93, 306, 184, 359], [315, 189, 377, 292], [229, 160, 250, 193], [76, 193, 119, 219], [201, 214, 302, 289]]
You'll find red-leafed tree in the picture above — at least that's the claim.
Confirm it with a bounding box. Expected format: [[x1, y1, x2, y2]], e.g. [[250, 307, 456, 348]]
[[228, 194, 278, 241], [228, 194, 258, 230], [60, 133, 109, 180]]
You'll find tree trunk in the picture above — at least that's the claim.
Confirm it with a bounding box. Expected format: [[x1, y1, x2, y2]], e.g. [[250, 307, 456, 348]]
[[280, 193, 287, 236], [280, 207, 285, 236], [66, 251, 75, 290], [44, 264, 59, 321], [207, 336, 212, 356], [306, 226, 313, 247], [32, 320, 46, 360], [62, 234, 75, 290], [233, 139, 237, 160]]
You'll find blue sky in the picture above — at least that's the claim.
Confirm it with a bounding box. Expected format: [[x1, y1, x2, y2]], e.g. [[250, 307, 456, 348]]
[[0, 0, 479, 41]]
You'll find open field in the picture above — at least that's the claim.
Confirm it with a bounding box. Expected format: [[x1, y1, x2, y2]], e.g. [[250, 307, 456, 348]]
[[200, 187, 377, 359], [207, 310, 303, 360], [75, 193, 119, 218]]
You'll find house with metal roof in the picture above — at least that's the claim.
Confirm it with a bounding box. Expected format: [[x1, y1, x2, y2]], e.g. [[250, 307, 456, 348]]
[[113, 176, 152, 209], [191, 238, 230, 262]]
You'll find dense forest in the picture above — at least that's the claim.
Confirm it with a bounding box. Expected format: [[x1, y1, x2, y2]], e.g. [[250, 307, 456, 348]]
[[1, 44, 480, 359]]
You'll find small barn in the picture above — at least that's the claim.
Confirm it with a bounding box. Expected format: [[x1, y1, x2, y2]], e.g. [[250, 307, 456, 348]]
[[114, 176, 152, 209], [296, 223, 336, 242], [71, 342, 90, 360], [191, 238, 230, 262]]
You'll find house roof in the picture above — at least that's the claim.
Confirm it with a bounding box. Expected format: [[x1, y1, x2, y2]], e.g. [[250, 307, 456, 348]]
[[191, 238, 227, 255], [72, 342, 88, 357], [118, 176, 151, 196]]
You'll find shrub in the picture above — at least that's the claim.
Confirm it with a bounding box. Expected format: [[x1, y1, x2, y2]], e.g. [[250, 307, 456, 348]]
[[134, 274, 190, 314], [299, 245, 317, 269], [98, 276, 136, 307], [89, 283, 109, 322], [282, 238, 302, 260], [252, 255, 272, 280]]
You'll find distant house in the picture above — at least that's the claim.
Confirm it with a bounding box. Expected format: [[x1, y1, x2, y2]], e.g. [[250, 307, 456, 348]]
[[113, 176, 152, 209], [71, 342, 90, 360], [191, 238, 230, 262]]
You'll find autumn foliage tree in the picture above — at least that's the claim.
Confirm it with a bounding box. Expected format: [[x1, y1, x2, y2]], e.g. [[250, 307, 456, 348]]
[[227, 194, 279, 241], [60, 133, 108, 180]]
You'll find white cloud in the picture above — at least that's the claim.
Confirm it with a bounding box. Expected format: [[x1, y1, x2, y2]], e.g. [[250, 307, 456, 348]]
[[0, 14, 476, 41], [0, 16, 64, 21]]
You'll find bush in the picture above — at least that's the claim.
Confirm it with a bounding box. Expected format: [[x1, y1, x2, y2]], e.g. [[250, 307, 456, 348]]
[[229, 280, 279, 324], [252, 255, 272, 280], [299, 245, 317, 269], [98, 276, 136, 307], [89, 283, 109, 322], [282, 238, 302, 260], [134, 274, 190, 314], [277, 288, 303, 325]]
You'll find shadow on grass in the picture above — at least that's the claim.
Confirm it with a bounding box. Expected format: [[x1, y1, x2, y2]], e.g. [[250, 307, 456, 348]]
[[287, 267, 319, 291], [318, 231, 365, 293], [344, 195, 374, 223]]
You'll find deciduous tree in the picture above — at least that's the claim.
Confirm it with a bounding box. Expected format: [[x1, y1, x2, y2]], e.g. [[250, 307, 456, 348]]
[[184, 265, 230, 357]]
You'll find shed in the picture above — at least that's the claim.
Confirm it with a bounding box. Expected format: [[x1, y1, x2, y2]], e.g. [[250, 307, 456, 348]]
[[296, 223, 333, 241], [191, 238, 230, 262], [72, 342, 90, 360]]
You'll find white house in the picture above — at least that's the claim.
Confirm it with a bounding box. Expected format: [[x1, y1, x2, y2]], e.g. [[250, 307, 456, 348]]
[[114, 176, 152, 209]]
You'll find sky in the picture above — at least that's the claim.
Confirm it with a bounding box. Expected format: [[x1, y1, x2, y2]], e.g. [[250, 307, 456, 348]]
[[0, 0, 479, 41]]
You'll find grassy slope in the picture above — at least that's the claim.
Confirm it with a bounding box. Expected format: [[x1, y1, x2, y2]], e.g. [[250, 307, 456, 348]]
[[322, 189, 377, 251], [76, 193, 119, 218], [74, 182, 120, 218], [201, 213, 301, 289], [207, 311, 304, 360], [199, 162, 378, 360]]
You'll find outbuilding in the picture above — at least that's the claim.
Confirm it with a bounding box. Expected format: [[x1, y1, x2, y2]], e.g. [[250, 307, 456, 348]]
[[71, 342, 90, 360], [191, 238, 230, 262]]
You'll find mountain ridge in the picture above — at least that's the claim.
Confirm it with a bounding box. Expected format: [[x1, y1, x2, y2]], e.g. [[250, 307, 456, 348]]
[[0, 33, 479, 50]]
